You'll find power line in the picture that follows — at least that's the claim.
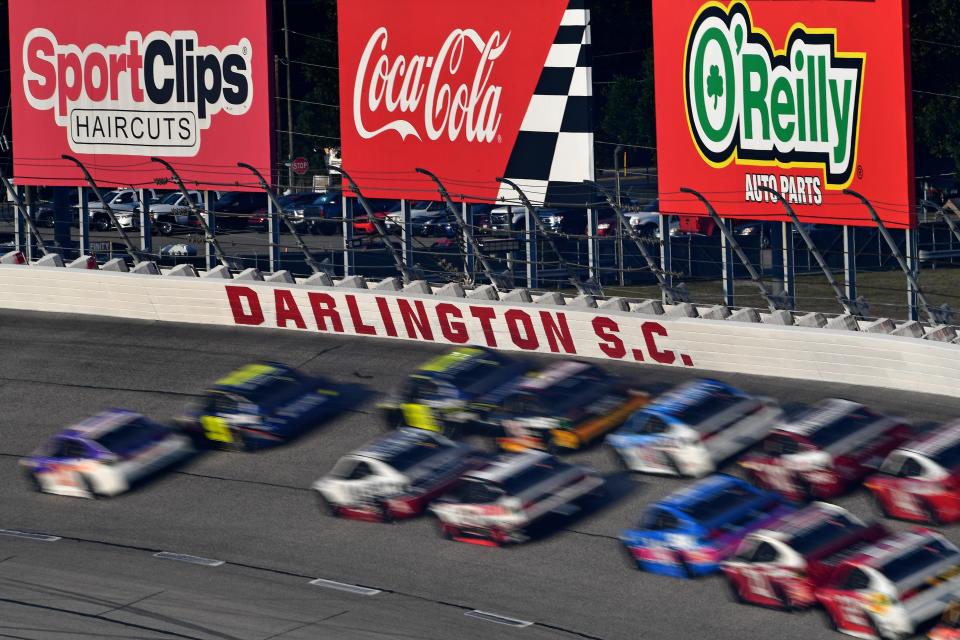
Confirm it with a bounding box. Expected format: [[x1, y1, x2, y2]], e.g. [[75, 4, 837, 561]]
[[277, 96, 340, 109], [914, 37, 960, 51], [914, 89, 960, 101], [276, 129, 340, 141], [596, 140, 656, 151], [289, 59, 338, 71], [287, 29, 336, 45]]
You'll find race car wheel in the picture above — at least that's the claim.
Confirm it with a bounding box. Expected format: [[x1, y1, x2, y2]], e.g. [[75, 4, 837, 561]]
[[375, 500, 395, 523], [773, 584, 794, 613], [665, 453, 685, 478], [79, 475, 98, 499], [608, 447, 630, 472], [316, 493, 340, 517], [220, 429, 247, 452], [725, 578, 746, 604], [921, 500, 943, 526], [382, 408, 405, 431], [438, 523, 457, 540], [621, 544, 641, 570], [676, 554, 694, 579], [870, 492, 892, 519], [23, 470, 44, 493]]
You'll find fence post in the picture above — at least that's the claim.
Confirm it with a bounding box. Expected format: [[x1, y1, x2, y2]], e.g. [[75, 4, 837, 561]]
[[205, 191, 215, 271], [719, 217, 735, 307], [525, 202, 539, 288], [79, 187, 90, 256], [586, 206, 599, 281], [660, 214, 673, 304], [138, 189, 152, 254], [401, 199, 413, 271], [462, 201, 475, 280], [843, 226, 857, 303], [342, 196, 355, 276], [906, 226, 919, 322]]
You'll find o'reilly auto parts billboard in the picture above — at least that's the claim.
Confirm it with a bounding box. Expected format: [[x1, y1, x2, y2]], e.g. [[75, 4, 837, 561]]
[[338, 0, 595, 207], [654, 0, 914, 228], [8, 0, 272, 190]]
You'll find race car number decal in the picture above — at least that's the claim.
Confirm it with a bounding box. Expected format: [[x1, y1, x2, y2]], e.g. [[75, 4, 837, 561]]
[[201, 415, 234, 443], [401, 404, 440, 431]]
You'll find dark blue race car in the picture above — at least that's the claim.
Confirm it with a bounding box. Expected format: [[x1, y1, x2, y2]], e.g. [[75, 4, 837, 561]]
[[178, 362, 348, 451]]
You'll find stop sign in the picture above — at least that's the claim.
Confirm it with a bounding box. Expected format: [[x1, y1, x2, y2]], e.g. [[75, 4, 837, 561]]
[[291, 157, 309, 175]]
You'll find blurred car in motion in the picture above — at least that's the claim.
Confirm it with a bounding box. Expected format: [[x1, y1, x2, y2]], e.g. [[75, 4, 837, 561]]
[[817, 529, 960, 640], [721, 502, 887, 611], [930, 601, 960, 640], [312, 428, 484, 522], [491, 361, 648, 453], [621, 474, 792, 578], [20, 409, 193, 498], [379, 347, 530, 436], [865, 421, 960, 525], [606, 379, 782, 478], [739, 399, 912, 502], [178, 362, 346, 451], [431, 450, 604, 546]]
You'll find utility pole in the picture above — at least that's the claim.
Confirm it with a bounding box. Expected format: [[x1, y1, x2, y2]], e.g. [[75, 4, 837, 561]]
[[283, 0, 294, 193]]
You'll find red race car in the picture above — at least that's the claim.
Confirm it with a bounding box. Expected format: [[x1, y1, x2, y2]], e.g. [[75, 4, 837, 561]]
[[865, 422, 960, 525], [740, 399, 911, 502], [721, 502, 887, 611]]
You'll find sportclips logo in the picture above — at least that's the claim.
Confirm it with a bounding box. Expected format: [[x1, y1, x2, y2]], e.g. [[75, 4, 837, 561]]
[[353, 27, 508, 143], [685, 2, 865, 189], [22, 28, 253, 156]]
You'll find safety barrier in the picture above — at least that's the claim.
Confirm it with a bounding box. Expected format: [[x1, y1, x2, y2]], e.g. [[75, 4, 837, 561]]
[[0, 255, 958, 397]]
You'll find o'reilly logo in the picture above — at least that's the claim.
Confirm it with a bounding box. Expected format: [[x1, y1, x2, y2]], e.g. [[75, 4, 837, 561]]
[[685, 1, 865, 188], [22, 28, 253, 156]]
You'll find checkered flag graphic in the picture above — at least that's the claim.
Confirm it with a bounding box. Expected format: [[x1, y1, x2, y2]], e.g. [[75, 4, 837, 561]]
[[496, 0, 594, 208]]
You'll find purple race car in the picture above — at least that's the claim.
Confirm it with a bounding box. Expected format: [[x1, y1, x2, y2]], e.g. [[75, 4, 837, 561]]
[[20, 409, 194, 498]]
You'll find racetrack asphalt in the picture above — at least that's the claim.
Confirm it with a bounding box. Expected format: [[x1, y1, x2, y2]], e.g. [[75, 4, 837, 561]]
[[2, 309, 959, 640]]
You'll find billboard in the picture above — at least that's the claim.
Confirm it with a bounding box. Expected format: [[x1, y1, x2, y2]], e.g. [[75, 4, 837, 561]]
[[653, 0, 914, 228], [338, 0, 594, 207], [8, 0, 272, 190]]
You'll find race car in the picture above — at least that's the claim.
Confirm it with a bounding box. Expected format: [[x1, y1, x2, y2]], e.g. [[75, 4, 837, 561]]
[[20, 409, 194, 498], [177, 362, 348, 450], [621, 474, 792, 578], [430, 449, 604, 546], [491, 360, 649, 453], [865, 421, 960, 525], [606, 379, 782, 477], [721, 502, 887, 611], [312, 429, 484, 521], [817, 529, 960, 640], [739, 399, 912, 502], [929, 601, 960, 640], [378, 346, 529, 436]]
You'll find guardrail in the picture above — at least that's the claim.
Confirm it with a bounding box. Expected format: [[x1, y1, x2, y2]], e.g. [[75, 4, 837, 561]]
[[0, 251, 958, 397]]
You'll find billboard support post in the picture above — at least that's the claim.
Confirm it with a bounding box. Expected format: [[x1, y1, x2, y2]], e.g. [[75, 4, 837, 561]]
[[498, 177, 591, 295], [332, 167, 413, 283], [342, 196, 354, 276], [238, 162, 323, 274], [843, 226, 858, 304], [416, 168, 506, 290], [462, 201, 475, 280], [151, 158, 234, 270], [781, 223, 795, 307], [719, 218, 735, 307], [907, 227, 919, 322], [592, 181, 687, 303], [524, 201, 539, 288], [62, 154, 143, 265], [0, 172, 49, 256], [660, 215, 674, 304], [400, 200, 413, 271], [136, 189, 152, 254], [267, 195, 279, 272], [758, 185, 863, 315], [586, 207, 599, 281], [78, 187, 89, 257], [681, 187, 785, 312], [844, 189, 950, 324]]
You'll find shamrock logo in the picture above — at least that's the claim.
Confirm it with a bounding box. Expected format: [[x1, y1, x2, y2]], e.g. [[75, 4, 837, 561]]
[[706, 64, 723, 109]]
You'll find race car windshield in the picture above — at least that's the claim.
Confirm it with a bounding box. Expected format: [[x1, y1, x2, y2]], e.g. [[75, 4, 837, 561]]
[[502, 460, 564, 495], [789, 515, 863, 557], [679, 485, 759, 523], [522, 375, 609, 415], [798, 408, 878, 449], [385, 442, 447, 472], [449, 479, 502, 504], [876, 539, 956, 584], [93, 420, 167, 454], [450, 360, 519, 397], [667, 391, 743, 426], [762, 433, 802, 455], [237, 376, 306, 407]]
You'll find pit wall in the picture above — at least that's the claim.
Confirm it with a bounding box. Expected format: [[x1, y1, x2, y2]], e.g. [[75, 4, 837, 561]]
[[0, 261, 957, 397]]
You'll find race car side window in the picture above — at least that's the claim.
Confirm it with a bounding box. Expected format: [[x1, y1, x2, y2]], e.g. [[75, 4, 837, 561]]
[[751, 541, 779, 563], [840, 568, 870, 591], [346, 461, 374, 481], [897, 457, 924, 478], [212, 394, 239, 414], [60, 440, 88, 458], [643, 416, 669, 435], [643, 508, 679, 531]]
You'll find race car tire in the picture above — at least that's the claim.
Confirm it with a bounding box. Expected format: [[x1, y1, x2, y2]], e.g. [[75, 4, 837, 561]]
[[773, 584, 794, 613], [316, 493, 340, 517], [664, 452, 685, 478], [922, 499, 943, 526], [438, 523, 457, 540], [221, 429, 248, 452], [870, 492, 892, 519], [608, 447, 630, 472], [621, 544, 642, 570], [382, 408, 405, 431], [676, 554, 694, 579], [868, 614, 905, 640], [725, 578, 746, 604], [375, 500, 395, 524], [23, 470, 44, 493]]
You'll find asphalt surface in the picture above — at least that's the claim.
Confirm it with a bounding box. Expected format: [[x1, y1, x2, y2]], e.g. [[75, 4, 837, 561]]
[[2, 310, 960, 640]]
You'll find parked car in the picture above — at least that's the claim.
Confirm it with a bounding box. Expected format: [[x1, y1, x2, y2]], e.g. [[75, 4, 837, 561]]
[[817, 529, 960, 640], [865, 421, 960, 524], [312, 428, 485, 521], [721, 502, 887, 611], [210, 191, 268, 229], [739, 399, 912, 502], [151, 191, 222, 236], [607, 379, 782, 478], [431, 450, 604, 545]]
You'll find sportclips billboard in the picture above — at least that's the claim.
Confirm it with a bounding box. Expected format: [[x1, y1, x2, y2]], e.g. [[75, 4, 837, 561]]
[[338, 0, 594, 207], [8, 0, 272, 190], [653, 0, 914, 228]]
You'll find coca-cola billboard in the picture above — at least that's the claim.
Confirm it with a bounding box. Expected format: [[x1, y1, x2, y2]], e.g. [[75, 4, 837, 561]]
[[338, 0, 595, 206], [8, 0, 272, 191]]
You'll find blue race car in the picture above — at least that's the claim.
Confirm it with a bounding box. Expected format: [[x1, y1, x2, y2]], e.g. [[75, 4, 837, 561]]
[[607, 379, 783, 478], [177, 362, 348, 451], [621, 474, 793, 578]]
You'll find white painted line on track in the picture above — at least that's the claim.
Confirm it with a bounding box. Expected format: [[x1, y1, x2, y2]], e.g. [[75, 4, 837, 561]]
[[153, 552, 224, 566], [308, 578, 381, 596], [0, 529, 61, 542], [464, 610, 533, 628]]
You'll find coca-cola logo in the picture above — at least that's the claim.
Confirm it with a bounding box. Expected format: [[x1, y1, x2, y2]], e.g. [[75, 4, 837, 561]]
[[353, 27, 509, 143]]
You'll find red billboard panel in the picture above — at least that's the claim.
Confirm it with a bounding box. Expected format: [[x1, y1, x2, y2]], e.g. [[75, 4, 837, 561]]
[[8, 0, 272, 191], [653, 0, 914, 228], [338, 0, 595, 207]]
